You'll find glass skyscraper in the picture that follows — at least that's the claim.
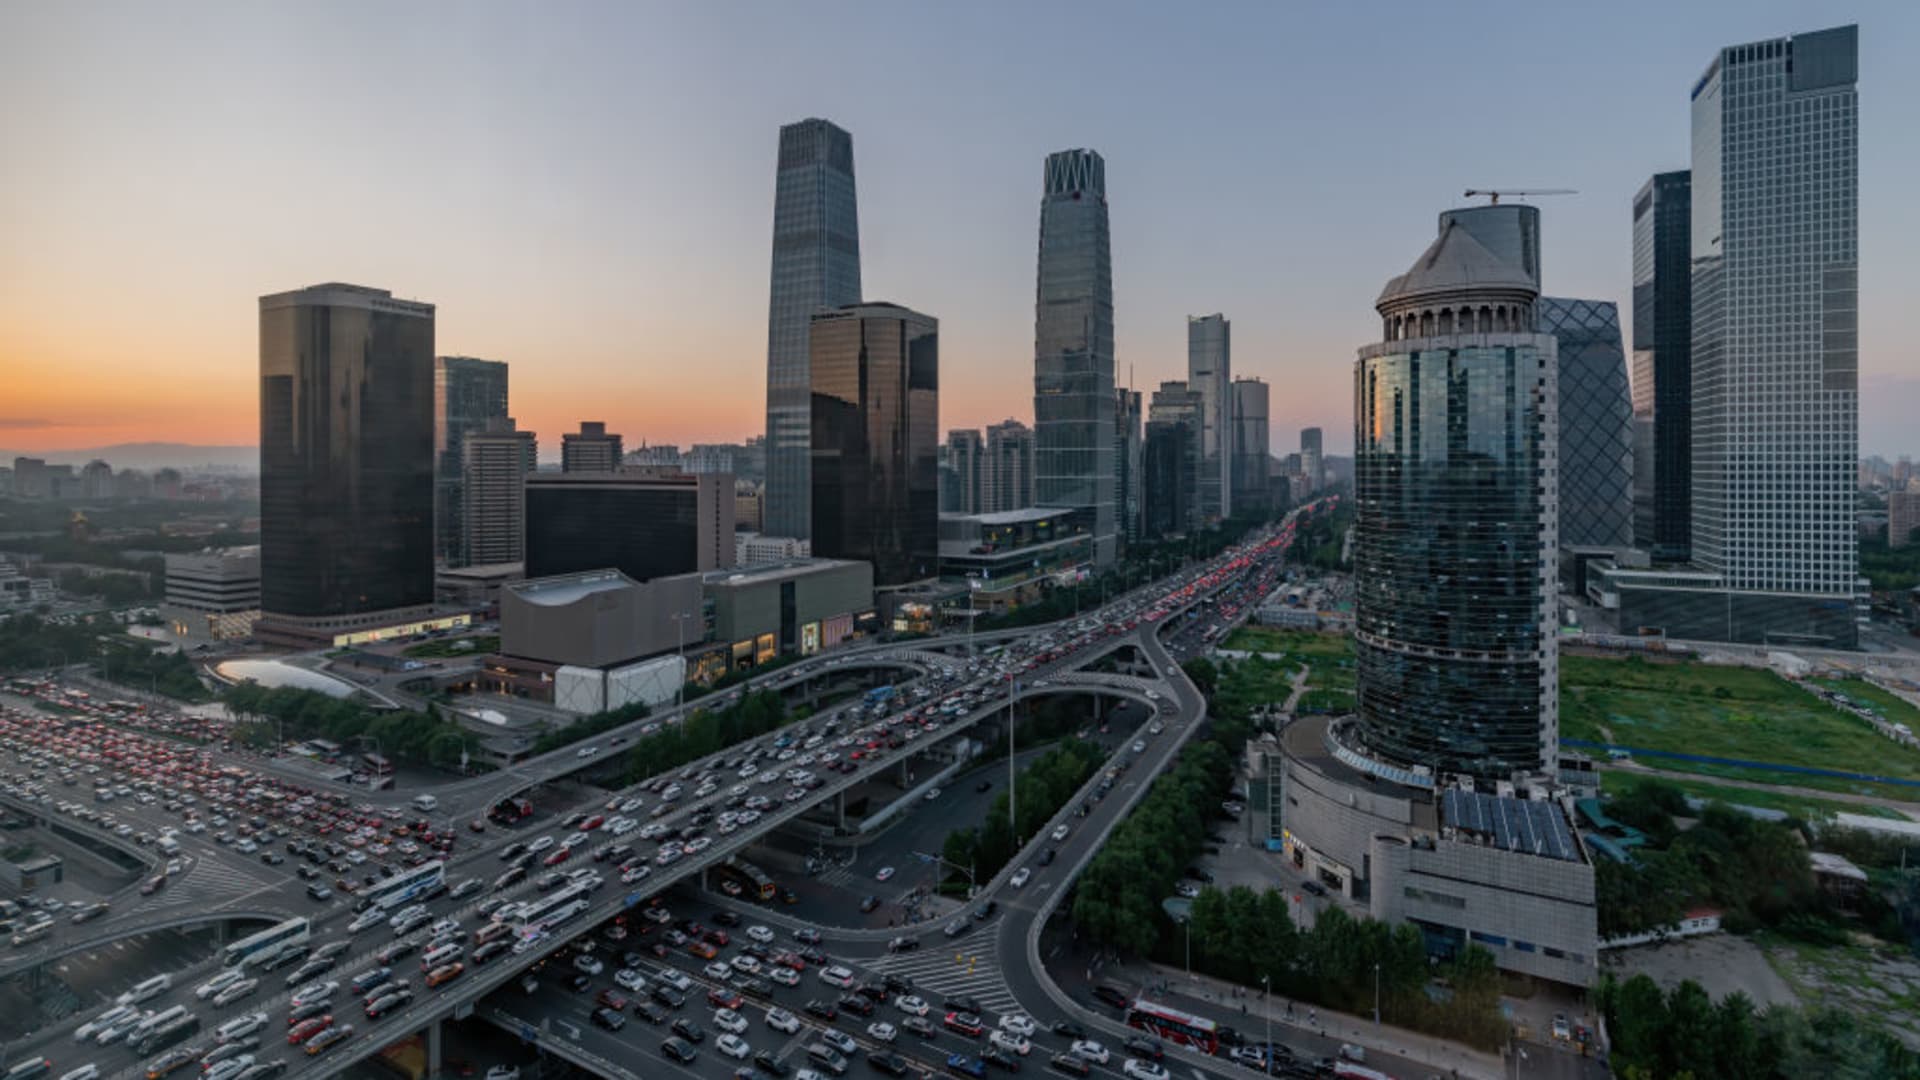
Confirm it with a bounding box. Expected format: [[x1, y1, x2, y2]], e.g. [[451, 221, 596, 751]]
[[1690, 25, 1859, 641], [257, 283, 436, 638], [808, 303, 939, 587], [1539, 297, 1632, 549], [1353, 216, 1558, 782], [1630, 171, 1693, 561], [1187, 314, 1231, 522], [433, 355, 509, 567], [1032, 149, 1117, 564], [765, 118, 862, 542]]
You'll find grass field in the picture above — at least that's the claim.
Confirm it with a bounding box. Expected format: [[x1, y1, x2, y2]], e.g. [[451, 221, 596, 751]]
[[1811, 677, 1920, 730], [1598, 768, 1907, 822], [1221, 627, 1355, 691], [1561, 654, 1920, 800]]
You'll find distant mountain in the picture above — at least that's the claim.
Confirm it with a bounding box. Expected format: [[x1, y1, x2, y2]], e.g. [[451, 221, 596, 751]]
[[0, 443, 258, 472]]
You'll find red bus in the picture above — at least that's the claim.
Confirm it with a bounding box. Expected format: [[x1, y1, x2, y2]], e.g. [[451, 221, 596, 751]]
[[362, 753, 393, 777], [1124, 999, 1220, 1055]]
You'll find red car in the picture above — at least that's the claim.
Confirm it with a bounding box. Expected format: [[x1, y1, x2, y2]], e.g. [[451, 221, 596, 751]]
[[579, 815, 605, 831], [701, 928, 729, 947], [707, 986, 743, 1010], [773, 951, 807, 971], [543, 848, 571, 866], [288, 1015, 333, 1045], [943, 1012, 984, 1038]]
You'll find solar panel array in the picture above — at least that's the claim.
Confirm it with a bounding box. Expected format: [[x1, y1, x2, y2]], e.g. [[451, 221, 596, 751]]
[[1441, 789, 1579, 862]]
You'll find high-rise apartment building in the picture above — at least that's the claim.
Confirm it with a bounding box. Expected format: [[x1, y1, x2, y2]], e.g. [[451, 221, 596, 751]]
[[1353, 212, 1558, 782], [461, 417, 536, 566], [433, 356, 509, 566], [257, 283, 435, 644], [1889, 491, 1920, 551], [561, 421, 622, 473], [984, 420, 1035, 514], [1114, 388, 1143, 544], [1631, 171, 1693, 561], [1539, 298, 1633, 549], [1230, 377, 1270, 515], [1187, 314, 1232, 521], [1032, 149, 1117, 564], [947, 429, 985, 515], [809, 303, 939, 587], [1299, 427, 1323, 493], [765, 118, 862, 541], [526, 470, 734, 583]]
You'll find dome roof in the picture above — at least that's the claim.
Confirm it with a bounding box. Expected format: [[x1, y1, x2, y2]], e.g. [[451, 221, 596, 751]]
[[1377, 218, 1537, 312]]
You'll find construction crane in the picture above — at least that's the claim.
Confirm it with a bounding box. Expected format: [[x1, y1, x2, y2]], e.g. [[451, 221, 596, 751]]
[[1462, 188, 1576, 205]]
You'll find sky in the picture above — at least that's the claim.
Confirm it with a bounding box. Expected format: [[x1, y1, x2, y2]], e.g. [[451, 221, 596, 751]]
[[2, 1, 1915, 461]]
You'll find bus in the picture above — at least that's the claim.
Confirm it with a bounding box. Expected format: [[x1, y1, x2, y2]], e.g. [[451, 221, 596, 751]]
[[363, 860, 445, 911], [512, 879, 596, 946], [714, 858, 777, 902], [363, 753, 393, 778], [1124, 999, 1220, 1055], [222, 917, 311, 969], [307, 738, 342, 760], [866, 685, 896, 706]]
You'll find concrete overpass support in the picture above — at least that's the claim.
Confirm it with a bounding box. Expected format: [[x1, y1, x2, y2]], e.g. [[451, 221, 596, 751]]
[[427, 1017, 443, 1077]]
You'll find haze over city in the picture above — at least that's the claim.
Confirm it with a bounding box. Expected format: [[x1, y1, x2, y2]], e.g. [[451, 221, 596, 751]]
[[3, 0, 1916, 457]]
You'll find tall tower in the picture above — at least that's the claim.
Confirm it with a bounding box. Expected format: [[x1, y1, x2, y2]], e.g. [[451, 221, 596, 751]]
[[1187, 314, 1232, 521], [946, 429, 985, 515], [1689, 25, 1858, 645], [1230, 377, 1270, 515], [1299, 427, 1323, 493], [765, 118, 862, 541], [257, 283, 435, 644], [1114, 388, 1144, 544], [462, 417, 536, 567], [1353, 214, 1558, 782], [1631, 171, 1693, 561], [1032, 149, 1117, 564], [433, 355, 509, 567], [1539, 298, 1633, 549], [984, 420, 1035, 514]]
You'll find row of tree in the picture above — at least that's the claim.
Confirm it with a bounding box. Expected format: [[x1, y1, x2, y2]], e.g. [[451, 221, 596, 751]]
[[1598, 972, 1920, 1080], [223, 682, 482, 771], [531, 699, 651, 754], [615, 689, 790, 785], [98, 638, 209, 701], [0, 613, 116, 674], [941, 737, 1106, 886]]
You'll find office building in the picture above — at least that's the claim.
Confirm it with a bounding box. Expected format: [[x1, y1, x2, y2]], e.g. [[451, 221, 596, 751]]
[[703, 558, 875, 672], [947, 429, 984, 515], [1539, 297, 1633, 550], [765, 118, 863, 541], [161, 547, 261, 642], [561, 421, 622, 473], [461, 417, 537, 567], [1142, 420, 1196, 539], [256, 282, 435, 646], [1187, 314, 1232, 521], [809, 303, 938, 587], [984, 419, 1035, 514], [1631, 171, 1693, 561], [435, 562, 522, 616], [734, 481, 765, 533], [433, 356, 509, 566], [10, 458, 47, 500], [0, 563, 55, 611], [1115, 388, 1143, 543], [1890, 491, 1920, 550], [939, 507, 1095, 613], [1032, 149, 1117, 564], [525, 470, 734, 584], [1353, 207, 1559, 782], [1299, 427, 1323, 493], [1231, 377, 1271, 516], [80, 460, 114, 500], [735, 532, 810, 567], [1597, 26, 1861, 647], [483, 570, 699, 715]]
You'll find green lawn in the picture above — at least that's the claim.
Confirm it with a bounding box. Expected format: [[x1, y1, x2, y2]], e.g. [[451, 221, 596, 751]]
[[1221, 627, 1355, 691], [1562, 654, 1920, 800], [1598, 768, 1907, 822]]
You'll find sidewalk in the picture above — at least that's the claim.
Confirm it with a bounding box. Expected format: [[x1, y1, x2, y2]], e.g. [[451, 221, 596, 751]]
[[1138, 961, 1505, 1080]]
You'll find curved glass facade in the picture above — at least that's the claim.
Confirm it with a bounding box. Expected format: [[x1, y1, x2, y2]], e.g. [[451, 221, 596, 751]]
[[1351, 339, 1556, 780]]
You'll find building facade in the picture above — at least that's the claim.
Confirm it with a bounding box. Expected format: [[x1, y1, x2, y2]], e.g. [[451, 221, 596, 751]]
[[560, 421, 622, 473], [1889, 490, 1920, 550], [1142, 420, 1196, 539], [765, 118, 863, 542], [1299, 427, 1323, 494], [161, 547, 261, 642], [1539, 297, 1633, 550], [947, 429, 984, 515], [809, 303, 939, 588], [1631, 171, 1693, 561], [525, 470, 734, 584], [433, 356, 509, 567], [1187, 314, 1232, 522], [256, 283, 436, 644], [1231, 377, 1271, 516], [461, 417, 536, 567], [1032, 149, 1117, 564], [1114, 388, 1143, 545], [703, 558, 875, 672], [983, 419, 1035, 514], [939, 507, 1095, 613], [1354, 212, 1559, 783]]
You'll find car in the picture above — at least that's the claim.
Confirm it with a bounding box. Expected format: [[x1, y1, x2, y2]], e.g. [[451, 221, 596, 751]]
[[635, 1001, 670, 1025], [1050, 1021, 1085, 1040], [717, 1033, 751, 1060], [946, 1054, 987, 1079], [577, 746, 600, 758], [213, 978, 261, 1007], [942, 919, 969, 939], [1069, 1040, 1108, 1064], [874, 866, 895, 882], [804, 1000, 837, 1022], [661, 1036, 698, 1064], [1121, 1037, 1162, 1061], [868, 1049, 910, 1077], [1300, 880, 1328, 898], [1550, 1014, 1572, 1042], [672, 1017, 706, 1043], [768, 965, 800, 987], [989, 1030, 1030, 1056], [1051, 823, 1071, 841], [859, 895, 881, 914], [792, 928, 822, 945], [980, 1047, 1019, 1072], [591, 1006, 627, 1032], [1120, 1062, 1168, 1080], [943, 1012, 984, 1038], [1009, 868, 1031, 888], [895, 994, 929, 1017], [289, 981, 338, 1010], [708, 986, 744, 1010], [714, 1008, 749, 1034], [837, 994, 874, 1018], [886, 935, 920, 953], [484, 1069, 518, 1080], [1049, 1053, 1091, 1077], [365, 990, 412, 1019], [615, 967, 648, 992], [746, 924, 775, 943], [765, 1006, 801, 1034], [573, 954, 603, 976], [901, 1015, 938, 1041], [819, 1029, 857, 1056], [753, 1049, 791, 1077]]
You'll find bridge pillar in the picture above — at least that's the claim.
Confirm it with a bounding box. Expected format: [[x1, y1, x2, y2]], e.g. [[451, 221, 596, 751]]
[[426, 1018, 443, 1077], [835, 790, 847, 830]]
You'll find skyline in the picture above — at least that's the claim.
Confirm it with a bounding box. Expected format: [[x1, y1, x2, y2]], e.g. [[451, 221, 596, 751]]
[[3, 2, 1916, 459]]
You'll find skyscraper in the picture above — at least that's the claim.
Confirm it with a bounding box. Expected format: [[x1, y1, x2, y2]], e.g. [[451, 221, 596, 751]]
[[526, 470, 734, 583], [1641, 24, 1858, 647], [1114, 388, 1143, 544], [433, 355, 509, 567], [1539, 297, 1633, 549], [984, 420, 1035, 514], [1147, 381, 1202, 530], [1353, 212, 1558, 782], [947, 429, 984, 515], [1032, 149, 1117, 564], [1187, 314, 1232, 521], [809, 303, 938, 587], [256, 283, 435, 645], [765, 118, 862, 541], [462, 416, 536, 566], [1299, 427, 1323, 493], [1631, 171, 1693, 561], [1230, 377, 1270, 516], [561, 421, 622, 473]]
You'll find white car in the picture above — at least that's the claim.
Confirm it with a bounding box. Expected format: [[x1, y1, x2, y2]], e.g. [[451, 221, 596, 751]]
[[746, 924, 775, 943], [731, 954, 762, 974], [290, 981, 337, 1009], [214, 1011, 268, 1043], [767, 965, 800, 987], [998, 1014, 1037, 1038], [704, 961, 733, 980], [867, 1021, 897, 1043], [817, 965, 855, 988], [895, 994, 929, 1017], [211, 978, 258, 1007], [716, 1033, 751, 1060], [713, 1008, 749, 1034], [765, 1006, 801, 1034], [989, 1030, 1030, 1056], [525, 836, 554, 854], [573, 954, 603, 975], [874, 866, 894, 882], [1050, 823, 1071, 842], [1009, 867, 1032, 888], [561, 833, 588, 850], [615, 968, 648, 992], [1071, 1040, 1109, 1064], [923, 787, 942, 801], [577, 746, 600, 758], [195, 969, 245, 1000], [1122, 1060, 1169, 1080]]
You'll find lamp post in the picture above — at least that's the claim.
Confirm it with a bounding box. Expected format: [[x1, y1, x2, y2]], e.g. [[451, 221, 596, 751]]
[[1007, 679, 1018, 845], [911, 850, 976, 898], [1262, 975, 1272, 1077], [967, 579, 981, 657], [670, 610, 697, 711], [1373, 961, 1381, 1029]]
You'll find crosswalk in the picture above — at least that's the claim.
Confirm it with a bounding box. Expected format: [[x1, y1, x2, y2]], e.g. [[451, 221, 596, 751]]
[[864, 931, 1022, 1017]]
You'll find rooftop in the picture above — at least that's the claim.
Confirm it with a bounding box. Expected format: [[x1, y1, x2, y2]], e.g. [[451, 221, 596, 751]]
[[1377, 216, 1536, 311], [1441, 788, 1582, 863], [702, 557, 865, 589], [507, 569, 636, 606]]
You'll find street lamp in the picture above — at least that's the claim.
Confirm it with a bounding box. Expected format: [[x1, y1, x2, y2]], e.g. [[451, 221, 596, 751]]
[[911, 850, 977, 898], [1373, 961, 1381, 1028], [1262, 975, 1272, 1078], [670, 610, 698, 710], [1006, 679, 1018, 844]]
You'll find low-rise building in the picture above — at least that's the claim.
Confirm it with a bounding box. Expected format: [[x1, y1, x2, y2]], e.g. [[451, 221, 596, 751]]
[[937, 506, 1095, 614], [702, 558, 874, 674], [479, 569, 701, 715], [734, 532, 810, 567], [160, 546, 261, 642], [434, 562, 524, 616]]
